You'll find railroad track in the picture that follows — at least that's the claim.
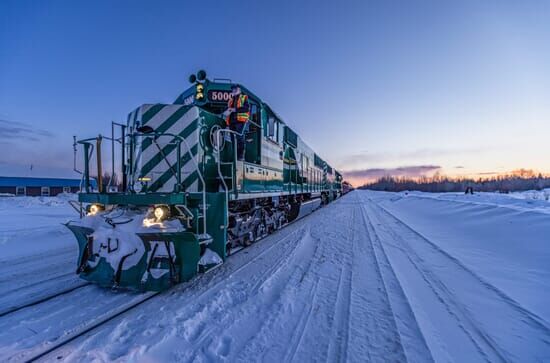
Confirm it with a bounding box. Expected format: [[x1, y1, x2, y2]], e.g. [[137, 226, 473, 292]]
[[2, 210, 319, 362], [24, 291, 160, 362], [0, 281, 164, 362], [23, 235, 284, 362], [0, 282, 90, 318], [1, 227, 272, 318]]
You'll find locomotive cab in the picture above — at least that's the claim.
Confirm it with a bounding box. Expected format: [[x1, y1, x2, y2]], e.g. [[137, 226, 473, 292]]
[[175, 76, 264, 166]]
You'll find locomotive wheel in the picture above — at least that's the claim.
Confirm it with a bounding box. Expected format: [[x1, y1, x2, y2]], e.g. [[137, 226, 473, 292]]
[[287, 202, 300, 222], [254, 223, 266, 241], [226, 242, 232, 256]]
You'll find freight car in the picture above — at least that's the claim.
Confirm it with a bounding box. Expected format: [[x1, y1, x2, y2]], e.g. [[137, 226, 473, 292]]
[[66, 70, 343, 291]]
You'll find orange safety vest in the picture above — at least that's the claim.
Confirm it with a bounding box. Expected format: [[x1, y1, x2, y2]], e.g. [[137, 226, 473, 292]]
[[225, 94, 249, 125]]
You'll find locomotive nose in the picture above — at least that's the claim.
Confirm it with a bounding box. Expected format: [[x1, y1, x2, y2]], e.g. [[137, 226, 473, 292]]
[[65, 209, 203, 291]]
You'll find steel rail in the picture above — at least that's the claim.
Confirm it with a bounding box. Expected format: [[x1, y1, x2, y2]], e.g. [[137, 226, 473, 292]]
[[0, 282, 91, 318], [25, 291, 161, 363], [21, 197, 329, 362]]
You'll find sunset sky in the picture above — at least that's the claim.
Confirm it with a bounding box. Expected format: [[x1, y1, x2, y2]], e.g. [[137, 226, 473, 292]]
[[1, 1, 549, 186]]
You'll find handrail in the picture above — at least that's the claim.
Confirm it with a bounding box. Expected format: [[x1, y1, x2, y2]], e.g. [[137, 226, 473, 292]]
[[214, 128, 244, 184], [75, 126, 208, 236], [214, 127, 248, 228], [108, 122, 125, 192], [76, 140, 95, 193], [133, 131, 208, 237]]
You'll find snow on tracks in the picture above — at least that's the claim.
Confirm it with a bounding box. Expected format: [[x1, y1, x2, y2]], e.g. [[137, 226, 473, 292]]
[[362, 191, 550, 362], [0, 283, 155, 362], [0, 248, 85, 317], [4, 190, 544, 362], [51, 193, 411, 362]]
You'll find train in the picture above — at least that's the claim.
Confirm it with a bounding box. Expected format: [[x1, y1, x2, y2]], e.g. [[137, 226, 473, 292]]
[[342, 181, 354, 194], [66, 70, 344, 291]]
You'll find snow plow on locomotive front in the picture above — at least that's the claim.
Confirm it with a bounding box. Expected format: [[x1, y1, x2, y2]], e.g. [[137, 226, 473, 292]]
[[66, 70, 344, 291]]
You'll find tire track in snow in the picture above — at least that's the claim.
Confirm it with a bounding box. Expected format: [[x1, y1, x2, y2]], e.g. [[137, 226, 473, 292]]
[[375, 199, 550, 331], [286, 196, 365, 363], [181, 229, 311, 348], [358, 196, 434, 363], [175, 227, 320, 362], [365, 194, 550, 362], [189, 197, 356, 362], [228, 228, 323, 361], [248, 199, 357, 363], [324, 212, 354, 363], [146, 225, 314, 362], [335, 194, 407, 363], [364, 197, 505, 362], [283, 276, 321, 363], [165, 223, 308, 306]]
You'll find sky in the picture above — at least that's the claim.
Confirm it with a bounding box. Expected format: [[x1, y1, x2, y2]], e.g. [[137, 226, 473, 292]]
[[1, 0, 549, 186]]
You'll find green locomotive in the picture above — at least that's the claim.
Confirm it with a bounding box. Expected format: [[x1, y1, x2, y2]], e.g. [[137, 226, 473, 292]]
[[67, 70, 343, 291]]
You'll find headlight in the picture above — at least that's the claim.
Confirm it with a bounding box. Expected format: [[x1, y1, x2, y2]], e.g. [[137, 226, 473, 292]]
[[196, 84, 204, 100], [154, 205, 170, 222], [88, 204, 104, 216]]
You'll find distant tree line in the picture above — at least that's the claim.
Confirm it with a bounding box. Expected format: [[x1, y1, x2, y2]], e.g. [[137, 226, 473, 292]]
[[360, 170, 550, 193]]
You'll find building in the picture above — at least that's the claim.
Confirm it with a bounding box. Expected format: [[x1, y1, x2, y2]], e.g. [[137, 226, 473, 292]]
[[0, 176, 94, 196]]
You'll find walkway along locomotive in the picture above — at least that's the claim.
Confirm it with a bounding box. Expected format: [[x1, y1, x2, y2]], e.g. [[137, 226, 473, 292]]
[[67, 70, 343, 291]]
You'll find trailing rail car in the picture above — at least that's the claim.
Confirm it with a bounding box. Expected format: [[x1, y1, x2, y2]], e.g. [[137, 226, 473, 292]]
[[66, 70, 343, 291], [342, 181, 354, 194]]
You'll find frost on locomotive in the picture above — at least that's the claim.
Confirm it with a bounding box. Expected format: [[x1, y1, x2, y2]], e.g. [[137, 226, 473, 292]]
[[67, 70, 343, 291]]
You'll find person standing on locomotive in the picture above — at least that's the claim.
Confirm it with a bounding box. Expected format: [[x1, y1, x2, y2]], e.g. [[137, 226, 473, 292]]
[[224, 85, 250, 160]]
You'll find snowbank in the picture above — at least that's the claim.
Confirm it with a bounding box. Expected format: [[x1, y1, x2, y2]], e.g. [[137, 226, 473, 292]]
[[0, 195, 78, 261], [393, 189, 550, 214]]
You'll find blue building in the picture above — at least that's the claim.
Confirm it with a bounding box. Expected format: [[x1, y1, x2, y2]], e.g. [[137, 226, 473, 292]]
[[0, 176, 94, 196]]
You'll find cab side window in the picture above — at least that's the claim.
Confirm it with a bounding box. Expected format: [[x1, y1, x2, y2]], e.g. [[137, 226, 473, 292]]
[[267, 117, 275, 140], [266, 112, 282, 145], [273, 120, 279, 142], [249, 102, 259, 124], [267, 118, 280, 143]]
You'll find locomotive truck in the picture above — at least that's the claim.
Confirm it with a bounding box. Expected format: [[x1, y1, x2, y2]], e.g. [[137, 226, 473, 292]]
[[66, 70, 343, 291]]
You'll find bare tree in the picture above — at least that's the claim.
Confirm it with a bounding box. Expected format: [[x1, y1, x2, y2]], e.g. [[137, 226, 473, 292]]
[[361, 173, 550, 193]]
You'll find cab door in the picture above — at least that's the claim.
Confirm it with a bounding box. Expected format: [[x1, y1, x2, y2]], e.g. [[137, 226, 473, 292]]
[[283, 147, 298, 193], [262, 114, 284, 192]]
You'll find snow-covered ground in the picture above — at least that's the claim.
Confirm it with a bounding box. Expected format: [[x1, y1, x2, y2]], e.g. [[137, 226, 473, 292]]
[[0, 191, 549, 362], [0, 195, 84, 319], [0, 194, 78, 260]]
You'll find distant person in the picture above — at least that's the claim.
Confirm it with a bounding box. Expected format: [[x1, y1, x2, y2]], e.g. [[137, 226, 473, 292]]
[[224, 85, 250, 160]]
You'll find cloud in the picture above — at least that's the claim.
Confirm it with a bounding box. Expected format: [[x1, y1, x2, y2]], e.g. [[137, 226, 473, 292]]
[[0, 120, 72, 176], [475, 171, 499, 175], [343, 165, 441, 185], [337, 147, 494, 170], [0, 119, 53, 142]]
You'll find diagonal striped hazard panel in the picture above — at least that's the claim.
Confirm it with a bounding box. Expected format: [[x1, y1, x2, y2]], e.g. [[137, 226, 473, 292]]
[[127, 104, 201, 193]]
